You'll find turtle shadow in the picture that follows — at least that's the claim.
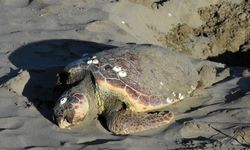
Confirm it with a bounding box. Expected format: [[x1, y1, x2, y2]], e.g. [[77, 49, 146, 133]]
[[6, 39, 117, 122], [225, 76, 250, 103]]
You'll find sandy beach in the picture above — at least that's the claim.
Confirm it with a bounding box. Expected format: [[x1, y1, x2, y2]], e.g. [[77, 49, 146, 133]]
[[0, 0, 249, 149]]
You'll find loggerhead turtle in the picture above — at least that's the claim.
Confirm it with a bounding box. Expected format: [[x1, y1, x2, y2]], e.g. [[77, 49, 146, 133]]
[[53, 44, 227, 135]]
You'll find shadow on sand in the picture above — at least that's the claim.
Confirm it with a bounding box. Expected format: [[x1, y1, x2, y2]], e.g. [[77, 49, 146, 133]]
[[225, 76, 250, 103], [4, 39, 116, 122]]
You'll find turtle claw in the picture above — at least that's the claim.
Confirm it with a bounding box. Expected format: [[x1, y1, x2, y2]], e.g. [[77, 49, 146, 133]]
[[106, 110, 174, 135]]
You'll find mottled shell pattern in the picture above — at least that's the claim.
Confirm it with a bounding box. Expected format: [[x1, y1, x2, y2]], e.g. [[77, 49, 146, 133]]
[[76, 45, 200, 112]]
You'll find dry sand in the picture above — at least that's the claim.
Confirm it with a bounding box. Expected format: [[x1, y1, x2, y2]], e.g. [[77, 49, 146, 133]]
[[0, 0, 249, 149]]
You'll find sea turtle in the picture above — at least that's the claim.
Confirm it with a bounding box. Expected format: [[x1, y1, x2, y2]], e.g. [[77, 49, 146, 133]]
[[53, 44, 227, 135]]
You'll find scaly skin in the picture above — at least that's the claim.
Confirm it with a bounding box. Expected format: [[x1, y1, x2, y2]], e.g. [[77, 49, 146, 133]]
[[106, 110, 174, 135], [99, 90, 174, 135], [197, 65, 217, 88]]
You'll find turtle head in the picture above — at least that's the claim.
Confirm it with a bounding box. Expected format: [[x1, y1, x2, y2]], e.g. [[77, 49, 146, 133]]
[[53, 91, 90, 129], [54, 58, 97, 129]]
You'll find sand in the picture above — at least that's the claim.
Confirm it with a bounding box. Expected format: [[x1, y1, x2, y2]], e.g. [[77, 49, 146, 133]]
[[0, 0, 249, 149]]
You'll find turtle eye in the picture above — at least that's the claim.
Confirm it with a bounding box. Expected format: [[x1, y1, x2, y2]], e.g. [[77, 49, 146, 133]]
[[60, 97, 67, 105]]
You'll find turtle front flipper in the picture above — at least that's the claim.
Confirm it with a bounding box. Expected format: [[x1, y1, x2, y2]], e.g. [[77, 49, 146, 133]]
[[57, 68, 88, 85], [106, 110, 174, 135], [57, 57, 91, 85]]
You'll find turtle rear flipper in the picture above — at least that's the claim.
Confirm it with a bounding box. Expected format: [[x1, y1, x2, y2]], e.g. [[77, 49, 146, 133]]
[[106, 110, 174, 135], [198, 65, 230, 88]]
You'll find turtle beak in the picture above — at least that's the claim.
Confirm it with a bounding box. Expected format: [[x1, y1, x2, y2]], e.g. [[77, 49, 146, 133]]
[[57, 110, 75, 129], [57, 111, 87, 129], [53, 104, 75, 129], [58, 118, 72, 129]]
